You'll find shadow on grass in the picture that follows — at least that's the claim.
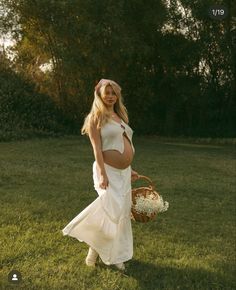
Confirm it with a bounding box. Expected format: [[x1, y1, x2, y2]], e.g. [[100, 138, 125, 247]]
[[115, 258, 233, 290]]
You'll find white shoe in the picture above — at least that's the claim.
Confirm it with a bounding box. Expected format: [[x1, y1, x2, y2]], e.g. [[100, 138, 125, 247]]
[[85, 247, 99, 267], [114, 262, 125, 271]]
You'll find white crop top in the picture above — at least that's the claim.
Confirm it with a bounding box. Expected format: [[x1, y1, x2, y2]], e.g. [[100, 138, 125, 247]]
[[100, 119, 135, 154]]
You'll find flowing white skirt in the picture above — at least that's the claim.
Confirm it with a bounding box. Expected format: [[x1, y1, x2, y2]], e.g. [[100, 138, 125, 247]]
[[62, 161, 133, 265]]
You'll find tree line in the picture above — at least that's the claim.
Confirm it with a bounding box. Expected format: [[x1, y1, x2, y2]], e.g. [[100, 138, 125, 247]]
[[0, 0, 235, 137]]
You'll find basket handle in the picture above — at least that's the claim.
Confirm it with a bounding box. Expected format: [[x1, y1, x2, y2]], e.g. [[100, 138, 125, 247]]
[[132, 174, 155, 189]]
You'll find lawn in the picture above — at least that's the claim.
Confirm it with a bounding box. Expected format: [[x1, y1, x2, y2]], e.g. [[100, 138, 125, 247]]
[[0, 136, 235, 290]]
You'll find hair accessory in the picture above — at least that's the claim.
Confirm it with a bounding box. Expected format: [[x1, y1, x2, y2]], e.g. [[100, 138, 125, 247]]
[[95, 79, 121, 93]]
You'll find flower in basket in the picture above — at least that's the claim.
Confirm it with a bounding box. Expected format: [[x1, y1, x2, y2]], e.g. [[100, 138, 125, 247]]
[[133, 193, 169, 217]]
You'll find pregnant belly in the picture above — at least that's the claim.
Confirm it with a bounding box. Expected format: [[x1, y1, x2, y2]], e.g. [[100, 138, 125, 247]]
[[102, 134, 134, 169]]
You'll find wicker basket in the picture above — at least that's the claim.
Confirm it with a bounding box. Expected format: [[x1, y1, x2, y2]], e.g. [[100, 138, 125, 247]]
[[131, 175, 160, 223]]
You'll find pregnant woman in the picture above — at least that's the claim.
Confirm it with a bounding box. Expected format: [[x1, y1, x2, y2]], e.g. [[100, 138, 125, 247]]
[[62, 78, 139, 271]]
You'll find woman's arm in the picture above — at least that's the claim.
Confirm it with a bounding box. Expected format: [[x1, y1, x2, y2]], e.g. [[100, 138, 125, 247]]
[[131, 168, 139, 182], [88, 119, 108, 189]]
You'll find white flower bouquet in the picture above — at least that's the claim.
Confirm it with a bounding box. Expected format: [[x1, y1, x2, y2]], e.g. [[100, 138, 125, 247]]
[[134, 193, 169, 217], [131, 175, 169, 223]]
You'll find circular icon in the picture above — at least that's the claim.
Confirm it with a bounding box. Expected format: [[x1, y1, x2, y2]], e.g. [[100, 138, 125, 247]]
[[208, 5, 228, 20], [8, 270, 22, 284]]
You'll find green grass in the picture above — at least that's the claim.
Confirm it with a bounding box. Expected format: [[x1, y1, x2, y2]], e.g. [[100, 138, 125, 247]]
[[0, 136, 235, 290]]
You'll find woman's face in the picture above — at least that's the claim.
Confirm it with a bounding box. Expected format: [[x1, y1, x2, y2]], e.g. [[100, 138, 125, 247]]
[[101, 85, 118, 108]]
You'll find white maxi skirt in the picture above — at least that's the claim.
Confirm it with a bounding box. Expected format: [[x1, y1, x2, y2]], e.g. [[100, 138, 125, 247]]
[[62, 161, 133, 265]]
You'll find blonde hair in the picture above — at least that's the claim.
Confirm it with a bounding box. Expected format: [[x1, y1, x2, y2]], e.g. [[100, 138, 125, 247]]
[[81, 79, 129, 136]]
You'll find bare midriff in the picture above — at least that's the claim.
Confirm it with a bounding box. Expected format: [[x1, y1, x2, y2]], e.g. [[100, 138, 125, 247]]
[[102, 132, 134, 169]]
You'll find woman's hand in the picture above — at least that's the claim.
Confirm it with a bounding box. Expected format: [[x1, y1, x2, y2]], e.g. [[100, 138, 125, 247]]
[[131, 169, 139, 182], [99, 173, 109, 189]]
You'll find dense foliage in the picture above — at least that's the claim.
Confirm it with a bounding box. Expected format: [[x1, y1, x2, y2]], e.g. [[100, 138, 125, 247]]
[[0, 0, 235, 137], [0, 54, 79, 141]]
